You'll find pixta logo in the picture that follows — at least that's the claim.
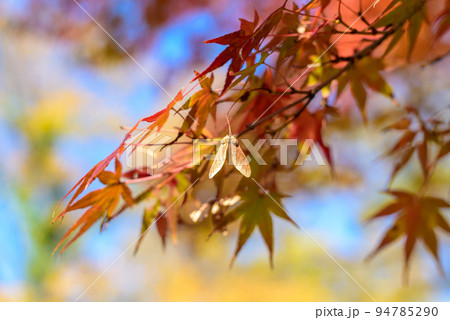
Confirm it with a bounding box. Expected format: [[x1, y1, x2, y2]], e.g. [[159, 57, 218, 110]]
[[126, 130, 327, 175]]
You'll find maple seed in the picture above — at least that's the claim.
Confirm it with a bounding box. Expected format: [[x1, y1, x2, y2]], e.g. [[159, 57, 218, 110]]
[[209, 135, 251, 179]]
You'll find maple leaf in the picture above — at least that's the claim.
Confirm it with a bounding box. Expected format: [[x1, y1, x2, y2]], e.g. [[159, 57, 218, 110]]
[[53, 91, 179, 220], [134, 201, 168, 253], [143, 90, 185, 131], [123, 89, 187, 151], [133, 175, 190, 252], [179, 73, 219, 136], [53, 158, 134, 254], [386, 129, 417, 181], [383, 28, 404, 57], [383, 108, 449, 183], [53, 120, 143, 219], [236, 70, 292, 135], [193, 2, 285, 92], [368, 190, 449, 278], [227, 51, 270, 92], [289, 108, 332, 167], [356, 58, 393, 98], [374, 0, 426, 59], [436, 140, 450, 162], [262, 2, 330, 71], [211, 186, 296, 267], [338, 58, 393, 123]]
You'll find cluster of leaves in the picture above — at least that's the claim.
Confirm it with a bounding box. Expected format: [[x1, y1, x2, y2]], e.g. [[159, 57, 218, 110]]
[[367, 106, 450, 280], [384, 106, 449, 182], [53, 158, 133, 254], [368, 191, 449, 279], [54, 0, 450, 276]]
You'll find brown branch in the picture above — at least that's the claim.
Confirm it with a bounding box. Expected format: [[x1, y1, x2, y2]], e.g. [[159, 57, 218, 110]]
[[237, 6, 422, 137]]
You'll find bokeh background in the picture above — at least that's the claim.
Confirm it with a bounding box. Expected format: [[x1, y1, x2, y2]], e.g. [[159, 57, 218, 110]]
[[0, 0, 449, 301]]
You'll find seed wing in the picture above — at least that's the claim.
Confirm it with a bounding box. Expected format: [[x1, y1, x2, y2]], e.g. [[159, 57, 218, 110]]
[[230, 136, 251, 178], [189, 202, 211, 223], [209, 135, 229, 179]]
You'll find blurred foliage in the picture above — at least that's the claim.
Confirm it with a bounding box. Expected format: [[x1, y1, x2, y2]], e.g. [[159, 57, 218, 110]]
[[53, 0, 450, 280], [0, 0, 449, 302], [1, 91, 78, 298], [9, 0, 272, 65]]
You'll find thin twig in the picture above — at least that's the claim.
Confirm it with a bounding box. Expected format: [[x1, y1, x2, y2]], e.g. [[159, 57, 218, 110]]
[[237, 10, 418, 137]]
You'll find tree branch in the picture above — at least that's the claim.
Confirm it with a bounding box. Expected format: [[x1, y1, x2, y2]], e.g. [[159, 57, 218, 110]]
[[237, 7, 421, 137]]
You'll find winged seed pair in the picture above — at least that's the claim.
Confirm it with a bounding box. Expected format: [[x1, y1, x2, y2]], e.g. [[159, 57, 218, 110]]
[[209, 134, 251, 179]]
